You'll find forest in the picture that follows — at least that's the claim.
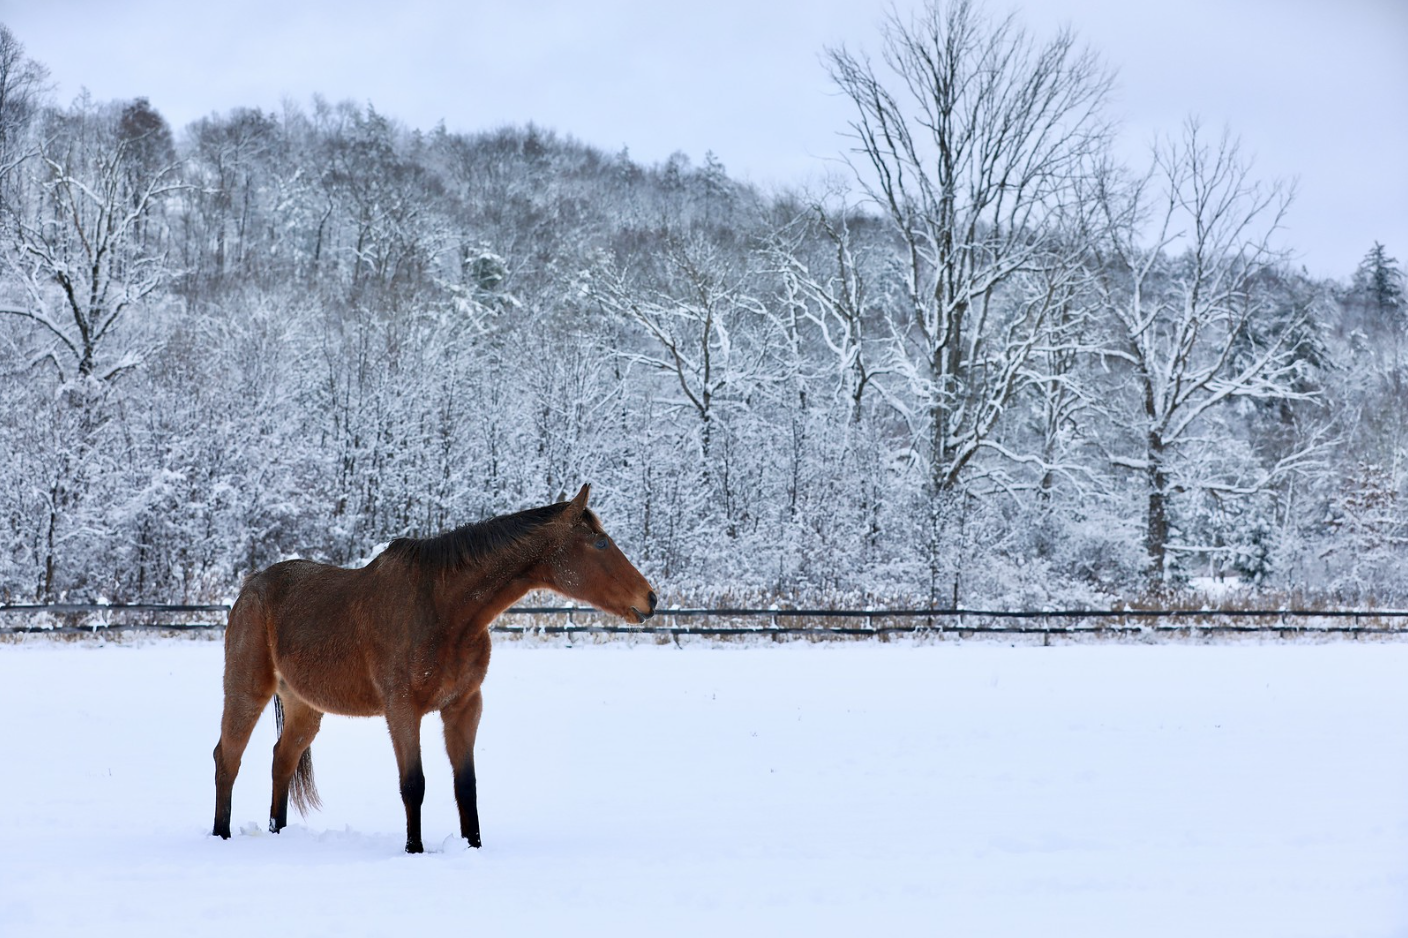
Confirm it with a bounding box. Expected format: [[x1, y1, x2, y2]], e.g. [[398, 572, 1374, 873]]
[[0, 1, 1404, 608]]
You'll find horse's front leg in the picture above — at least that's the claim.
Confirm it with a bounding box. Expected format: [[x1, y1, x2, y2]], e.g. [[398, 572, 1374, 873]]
[[442, 689, 484, 848], [386, 705, 426, 854]]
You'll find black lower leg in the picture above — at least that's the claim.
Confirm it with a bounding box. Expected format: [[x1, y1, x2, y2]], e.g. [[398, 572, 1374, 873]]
[[269, 788, 289, 833], [454, 762, 481, 848], [213, 743, 234, 839], [401, 761, 426, 854]]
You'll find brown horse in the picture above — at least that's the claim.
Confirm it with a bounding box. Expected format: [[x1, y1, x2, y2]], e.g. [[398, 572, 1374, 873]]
[[211, 484, 655, 853]]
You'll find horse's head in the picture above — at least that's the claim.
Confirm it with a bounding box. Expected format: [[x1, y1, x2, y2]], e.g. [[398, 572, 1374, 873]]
[[542, 484, 657, 624]]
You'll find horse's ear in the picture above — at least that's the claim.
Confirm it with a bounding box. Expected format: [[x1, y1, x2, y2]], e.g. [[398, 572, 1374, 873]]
[[569, 483, 591, 514]]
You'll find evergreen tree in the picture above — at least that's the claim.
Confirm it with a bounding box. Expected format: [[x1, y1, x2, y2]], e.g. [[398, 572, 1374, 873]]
[[1351, 242, 1405, 331]]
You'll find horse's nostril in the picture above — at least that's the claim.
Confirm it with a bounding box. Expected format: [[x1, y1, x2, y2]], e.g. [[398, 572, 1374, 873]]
[[648, 591, 658, 611]]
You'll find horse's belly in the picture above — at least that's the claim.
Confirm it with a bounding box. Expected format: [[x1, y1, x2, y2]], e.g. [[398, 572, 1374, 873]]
[[279, 676, 383, 716], [273, 647, 386, 717]]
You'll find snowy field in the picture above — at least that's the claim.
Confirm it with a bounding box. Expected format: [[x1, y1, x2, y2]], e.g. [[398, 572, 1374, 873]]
[[1, 637, 1405, 937]]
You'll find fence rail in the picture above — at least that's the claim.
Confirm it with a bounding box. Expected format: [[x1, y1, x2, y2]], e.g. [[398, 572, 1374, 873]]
[[3, 602, 1408, 638]]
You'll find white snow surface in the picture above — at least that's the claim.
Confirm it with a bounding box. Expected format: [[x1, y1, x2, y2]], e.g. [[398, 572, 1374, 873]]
[[1, 637, 1405, 937]]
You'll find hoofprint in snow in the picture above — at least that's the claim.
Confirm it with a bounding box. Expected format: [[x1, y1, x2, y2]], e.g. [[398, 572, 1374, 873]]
[[0, 639, 1404, 938]]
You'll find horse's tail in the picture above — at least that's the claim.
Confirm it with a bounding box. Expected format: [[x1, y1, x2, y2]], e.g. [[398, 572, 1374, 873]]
[[273, 693, 323, 815]]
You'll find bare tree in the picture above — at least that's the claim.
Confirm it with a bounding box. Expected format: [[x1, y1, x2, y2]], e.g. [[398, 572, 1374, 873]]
[[1091, 120, 1314, 585], [772, 203, 884, 426], [825, 0, 1112, 495], [315, 103, 448, 308], [0, 96, 184, 382], [0, 25, 49, 176], [0, 96, 184, 599], [180, 107, 281, 295], [586, 234, 777, 534]]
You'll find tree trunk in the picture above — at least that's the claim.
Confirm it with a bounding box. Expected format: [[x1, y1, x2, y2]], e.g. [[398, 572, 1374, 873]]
[[1145, 438, 1169, 587]]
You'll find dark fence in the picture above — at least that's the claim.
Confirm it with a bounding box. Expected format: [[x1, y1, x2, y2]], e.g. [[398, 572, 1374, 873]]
[[3, 602, 1408, 639]]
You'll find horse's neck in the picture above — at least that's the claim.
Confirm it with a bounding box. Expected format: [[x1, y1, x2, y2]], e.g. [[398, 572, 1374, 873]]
[[443, 540, 550, 632], [467, 574, 538, 632]]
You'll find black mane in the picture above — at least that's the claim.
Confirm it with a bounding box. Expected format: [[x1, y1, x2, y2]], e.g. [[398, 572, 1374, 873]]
[[383, 501, 571, 572]]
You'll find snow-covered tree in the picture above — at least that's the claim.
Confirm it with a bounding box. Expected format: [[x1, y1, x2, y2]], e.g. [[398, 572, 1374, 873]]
[[0, 25, 47, 176], [1089, 121, 1315, 586], [825, 0, 1113, 497], [0, 94, 183, 382]]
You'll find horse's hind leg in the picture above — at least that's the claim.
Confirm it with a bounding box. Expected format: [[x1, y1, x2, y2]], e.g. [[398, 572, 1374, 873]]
[[269, 688, 324, 833], [212, 684, 274, 838], [212, 597, 276, 839]]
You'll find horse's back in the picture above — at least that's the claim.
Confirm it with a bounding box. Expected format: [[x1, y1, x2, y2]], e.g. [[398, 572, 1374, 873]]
[[228, 560, 333, 642], [241, 558, 347, 602]]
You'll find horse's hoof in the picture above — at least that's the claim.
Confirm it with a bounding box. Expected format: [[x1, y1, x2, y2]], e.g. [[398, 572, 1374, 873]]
[[468, 835, 481, 849], [406, 841, 424, 854]]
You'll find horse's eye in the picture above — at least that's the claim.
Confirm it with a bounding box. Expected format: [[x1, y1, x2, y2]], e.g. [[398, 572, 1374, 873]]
[[594, 536, 609, 550]]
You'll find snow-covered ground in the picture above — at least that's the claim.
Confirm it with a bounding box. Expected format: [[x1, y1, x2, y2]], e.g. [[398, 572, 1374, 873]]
[[1, 636, 1405, 937]]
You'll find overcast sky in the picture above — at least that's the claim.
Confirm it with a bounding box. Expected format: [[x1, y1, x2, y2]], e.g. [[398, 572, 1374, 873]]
[[2, 0, 1404, 278]]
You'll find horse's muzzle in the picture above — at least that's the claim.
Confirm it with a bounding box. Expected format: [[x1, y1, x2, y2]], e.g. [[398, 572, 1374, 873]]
[[631, 591, 659, 622]]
